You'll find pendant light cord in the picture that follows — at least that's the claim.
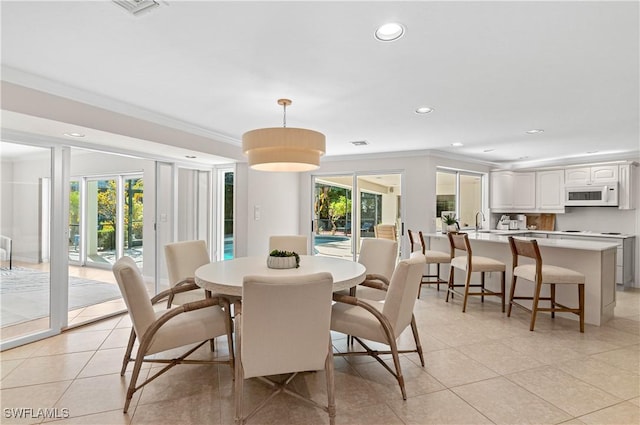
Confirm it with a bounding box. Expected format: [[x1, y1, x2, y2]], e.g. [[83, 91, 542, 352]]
[[282, 102, 287, 128]]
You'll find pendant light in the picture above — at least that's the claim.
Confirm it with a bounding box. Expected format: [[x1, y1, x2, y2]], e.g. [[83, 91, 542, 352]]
[[242, 99, 326, 172]]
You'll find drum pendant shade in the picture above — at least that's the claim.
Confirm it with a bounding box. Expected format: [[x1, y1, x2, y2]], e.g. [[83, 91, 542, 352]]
[[242, 99, 326, 172]]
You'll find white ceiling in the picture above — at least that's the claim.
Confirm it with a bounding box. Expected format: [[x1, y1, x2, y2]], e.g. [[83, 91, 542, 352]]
[[1, 1, 638, 168]]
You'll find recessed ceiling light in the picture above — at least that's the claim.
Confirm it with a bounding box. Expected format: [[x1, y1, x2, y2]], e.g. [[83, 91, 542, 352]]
[[525, 129, 544, 134], [64, 132, 85, 138], [483, 148, 495, 153], [350, 140, 368, 146], [375, 23, 405, 42], [185, 155, 197, 159], [451, 142, 464, 147], [415, 106, 434, 114]]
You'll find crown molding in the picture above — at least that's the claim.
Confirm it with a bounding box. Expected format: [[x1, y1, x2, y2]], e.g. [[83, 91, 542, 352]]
[[1, 66, 241, 147]]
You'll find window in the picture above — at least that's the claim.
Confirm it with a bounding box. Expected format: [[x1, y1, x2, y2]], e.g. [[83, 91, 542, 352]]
[[436, 169, 484, 230]]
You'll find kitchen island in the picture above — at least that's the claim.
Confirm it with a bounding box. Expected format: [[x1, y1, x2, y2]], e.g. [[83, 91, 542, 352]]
[[424, 232, 618, 326]]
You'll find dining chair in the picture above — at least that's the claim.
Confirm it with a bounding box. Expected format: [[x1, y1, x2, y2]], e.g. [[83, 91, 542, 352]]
[[112, 256, 234, 413], [331, 252, 426, 400], [508, 236, 585, 332], [235, 272, 335, 425], [374, 224, 397, 241], [407, 229, 450, 294], [352, 237, 398, 297], [164, 240, 210, 306], [446, 232, 506, 312], [268, 235, 308, 255]]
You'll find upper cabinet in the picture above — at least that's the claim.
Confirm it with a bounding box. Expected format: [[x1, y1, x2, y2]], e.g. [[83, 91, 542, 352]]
[[492, 161, 636, 213], [618, 163, 637, 210], [490, 171, 536, 212], [565, 165, 618, 186], [536, 170, 565, 212]]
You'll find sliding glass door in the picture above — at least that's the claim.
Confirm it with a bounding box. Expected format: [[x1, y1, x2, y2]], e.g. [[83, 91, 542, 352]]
[[312, 172, 402, 260], [0, 142, 54, 345]]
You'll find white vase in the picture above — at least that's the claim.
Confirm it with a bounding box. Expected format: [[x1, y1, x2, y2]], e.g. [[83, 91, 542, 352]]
[[267, 255, 298, 269]]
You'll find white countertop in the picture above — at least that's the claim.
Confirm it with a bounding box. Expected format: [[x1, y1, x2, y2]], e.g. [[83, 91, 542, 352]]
[[425, 231, 620, 251], [478, 229, 635, 239]]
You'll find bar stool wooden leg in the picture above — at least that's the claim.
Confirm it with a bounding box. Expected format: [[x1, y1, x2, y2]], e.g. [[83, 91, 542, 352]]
[[550, 284, 556, 318], [529, 280, 544, 331], [507, 276, 517, 317], [462, 269, 472, 313], [436, 264, 441, 291], [500, 271, 505, 313], [579, 283, 585, 333], [480, 272, 485, 303], [446, 266, 454, 302]]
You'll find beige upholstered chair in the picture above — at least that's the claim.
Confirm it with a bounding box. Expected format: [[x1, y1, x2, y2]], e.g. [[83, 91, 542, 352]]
[[0, 235, 12, 269], [508, 236, 585, 332], [268, 235, 308, 255], [407, 230, 450, 293], [164, 240, 210, 306], [374, 224, 397, 241], [353, 238, 398, 295], [113, 256, 234, 413], [235, 272, 335, 425], [446, 232, 506, 313], [331, 252, 426, 400]]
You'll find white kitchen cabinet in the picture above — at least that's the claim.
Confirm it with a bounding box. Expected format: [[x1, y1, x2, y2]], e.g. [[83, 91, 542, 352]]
[[618, 163, 636, 210], [490, 171, 535, 212], [490, 171, 514, 210], [513, 172, 536, 210], [536, 170, 565, 212], [565, 165, 618, 185]]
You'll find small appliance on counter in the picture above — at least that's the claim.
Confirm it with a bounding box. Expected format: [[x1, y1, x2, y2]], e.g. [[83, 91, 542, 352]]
[[515, 214, 527, 230], [497, 215, 510, 230]]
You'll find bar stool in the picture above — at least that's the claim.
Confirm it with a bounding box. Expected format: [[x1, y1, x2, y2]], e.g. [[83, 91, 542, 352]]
[[507, 236, 585, 332], [407, 229, 450, 293], [446, 232, 506, 312]]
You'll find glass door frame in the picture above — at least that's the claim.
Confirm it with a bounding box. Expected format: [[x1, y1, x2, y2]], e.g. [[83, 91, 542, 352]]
[[311, 170, 404, 261]]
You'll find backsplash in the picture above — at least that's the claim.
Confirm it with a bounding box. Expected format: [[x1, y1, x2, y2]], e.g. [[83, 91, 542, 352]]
[[555, 207, 636, 235]]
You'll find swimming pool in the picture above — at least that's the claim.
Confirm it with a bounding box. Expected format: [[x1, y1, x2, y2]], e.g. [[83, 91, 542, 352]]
[[314, 235, 349, 245]]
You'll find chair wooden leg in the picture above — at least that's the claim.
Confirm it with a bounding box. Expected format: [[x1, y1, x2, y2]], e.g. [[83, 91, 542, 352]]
[[480, 272, 485, 303], [500, 271, 506, 313], [550, 284, 556, 318], [121, 328, 136, 376], [123, 352, 145, 413], [578, 283, 585, 333], [529, 279, 544, 331], [436, 264, 441, 291], [388, 337, 406, 400], [462, 270, 472, 313], [507, 276, 517, 317], [410, 315, 425, 367], [325, 340, 336, 425], [224, 299, 235, 373]]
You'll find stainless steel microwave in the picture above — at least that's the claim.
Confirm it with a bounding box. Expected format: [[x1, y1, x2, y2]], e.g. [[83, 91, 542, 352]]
[[565, 184, 618, 206]]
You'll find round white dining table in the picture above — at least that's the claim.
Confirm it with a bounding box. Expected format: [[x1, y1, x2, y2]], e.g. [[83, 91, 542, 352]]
[[195, 255, 366, 297]]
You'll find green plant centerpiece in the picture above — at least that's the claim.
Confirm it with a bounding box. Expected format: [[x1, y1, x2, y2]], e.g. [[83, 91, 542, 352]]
[[267, 249, 300, 269]]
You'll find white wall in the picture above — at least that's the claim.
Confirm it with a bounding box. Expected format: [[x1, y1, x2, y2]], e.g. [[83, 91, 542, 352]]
[[1, 159, 14, 238], [244, 169, 300, 256]]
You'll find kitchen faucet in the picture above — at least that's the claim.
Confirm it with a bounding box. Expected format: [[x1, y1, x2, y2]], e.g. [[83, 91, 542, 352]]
[[475, 211, 485, 231]]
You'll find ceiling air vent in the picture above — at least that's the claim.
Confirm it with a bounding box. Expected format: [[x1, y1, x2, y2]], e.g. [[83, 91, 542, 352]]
[[113, 0, 160, 16], [350, 140, 368, 146]]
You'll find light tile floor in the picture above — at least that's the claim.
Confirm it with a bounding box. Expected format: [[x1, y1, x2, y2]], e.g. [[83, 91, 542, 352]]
[[1, 286, 638, 425]]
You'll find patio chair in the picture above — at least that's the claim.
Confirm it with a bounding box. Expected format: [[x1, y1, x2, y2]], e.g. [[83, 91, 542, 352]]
[[113, 256, 234, 413]]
